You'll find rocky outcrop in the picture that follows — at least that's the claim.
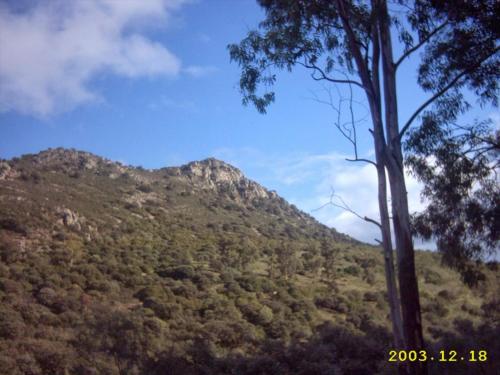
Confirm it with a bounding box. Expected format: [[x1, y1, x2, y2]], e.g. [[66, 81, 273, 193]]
[[0, 162, 19, 180], [8, 149, 277, 205], [176, 158, 271, 202], [56, 207, 84, 231], [33, 148, 103, 171]]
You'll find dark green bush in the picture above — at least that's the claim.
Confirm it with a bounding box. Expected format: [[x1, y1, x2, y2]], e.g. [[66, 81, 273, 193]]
[[343, 265, 361, 276]]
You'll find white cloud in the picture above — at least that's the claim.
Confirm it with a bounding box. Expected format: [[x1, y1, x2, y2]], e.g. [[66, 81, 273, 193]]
[[315, 162, 424, 245], [198, 33, 212, 44], [183, 65, 218, 78], [212, 147, 430, 247], [0, 0, 189, 117], [149, 95, 197, 111]]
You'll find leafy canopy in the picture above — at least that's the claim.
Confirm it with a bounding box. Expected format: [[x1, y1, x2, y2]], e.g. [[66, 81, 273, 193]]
[[229, 0, 499, 269]]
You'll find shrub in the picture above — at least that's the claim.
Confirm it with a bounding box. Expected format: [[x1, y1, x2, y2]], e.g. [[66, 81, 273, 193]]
[[424, 269, 442, 284], [158, 266, 195, 281], [437, 289, 456, 301], [0, 218, 28, 235], [314, 295, 350, 314], [0, 308, 25, 339], [137, 184, 153, 193], [363, 291, 378, 302], [343, 265, 361, 277], [424, 300, 449, 318], [236, 275, 262, 292]]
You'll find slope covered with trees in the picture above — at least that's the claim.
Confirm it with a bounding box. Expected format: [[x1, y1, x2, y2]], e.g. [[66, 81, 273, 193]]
[[228, 3, 499, 370], [0, 148, 498, 374]]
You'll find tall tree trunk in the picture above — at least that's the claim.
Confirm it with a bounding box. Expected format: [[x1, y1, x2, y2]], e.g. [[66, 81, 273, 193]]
[[374, 129, 405, 352], [369, 5, 404, 352], [336, 0, 404, 359], [378, 1, 426, 374]]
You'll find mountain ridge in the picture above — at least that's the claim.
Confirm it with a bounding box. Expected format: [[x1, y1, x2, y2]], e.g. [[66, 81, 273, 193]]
[[0, 147, 498, 375], [1, 148, 285, 203], [0, 147, 353, 244]]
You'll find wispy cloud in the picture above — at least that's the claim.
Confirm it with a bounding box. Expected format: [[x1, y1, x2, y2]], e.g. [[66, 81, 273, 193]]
[[183, 65, 218, 78], [149, 96, 197, 112], [198, 33, 212, 44], [213, 147, 429, 246], [0, 0, 189, 117]]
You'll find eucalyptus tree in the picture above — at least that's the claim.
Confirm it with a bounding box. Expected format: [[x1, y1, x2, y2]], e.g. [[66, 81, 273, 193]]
[[229, 1, 498, 374], [406, 118, 499, 285]]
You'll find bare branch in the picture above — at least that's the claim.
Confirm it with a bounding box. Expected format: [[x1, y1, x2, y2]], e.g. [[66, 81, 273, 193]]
[[327, 83, 376, 167], [309, 85, 367, 153], [347, 80, 358, 158], [335, 122, 354, 144], [297, 60, 364, 89], [394, 21, 449, 70], [312, 188, 382, 229], [309, 76, 377, 168], [345, 157, 377, 166]]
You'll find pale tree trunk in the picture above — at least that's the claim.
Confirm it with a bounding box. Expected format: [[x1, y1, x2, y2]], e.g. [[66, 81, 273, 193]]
[[374, 129, 405, 352], [378, 1, 426, 374], [369, 9, 405, 352], [368, 92, 407, 375], [336, 0, 405, 360]]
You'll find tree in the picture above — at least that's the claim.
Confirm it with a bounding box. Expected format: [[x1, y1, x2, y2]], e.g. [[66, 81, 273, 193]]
[[302, 242, 324, 278], [406, 118, 499, 285], [236, 237, 258, 270], [402, 1, 499, 284], [276, 241, 301, 280], [320, 241, 339, 284], [229, 1, 498, 374]]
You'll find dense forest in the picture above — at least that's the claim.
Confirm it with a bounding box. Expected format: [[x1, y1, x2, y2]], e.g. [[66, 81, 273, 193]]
[[0, 148, 498, 374]]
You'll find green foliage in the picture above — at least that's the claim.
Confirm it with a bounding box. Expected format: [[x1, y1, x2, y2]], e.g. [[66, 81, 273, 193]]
[[344, 264, 361, 277], [275, 242, 302, 280], [0, 148, 498, 374], [406, 118, 499, 284]]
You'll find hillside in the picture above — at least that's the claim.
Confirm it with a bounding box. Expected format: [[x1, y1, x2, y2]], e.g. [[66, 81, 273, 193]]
[[0, 148, 498, 375]]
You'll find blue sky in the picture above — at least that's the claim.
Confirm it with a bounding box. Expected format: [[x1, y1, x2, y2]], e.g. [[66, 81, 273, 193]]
[[0, 0, 495, 245]]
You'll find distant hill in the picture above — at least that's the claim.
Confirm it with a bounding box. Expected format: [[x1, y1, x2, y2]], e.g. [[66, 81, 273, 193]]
[[0, 148, 498, 375]]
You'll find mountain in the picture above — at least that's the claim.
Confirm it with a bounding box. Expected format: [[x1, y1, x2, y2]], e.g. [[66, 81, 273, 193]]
[[0, 148, 498, 375]]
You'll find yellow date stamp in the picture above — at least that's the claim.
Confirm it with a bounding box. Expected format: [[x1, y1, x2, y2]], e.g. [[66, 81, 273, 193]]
[[388, 350, 488, 362]]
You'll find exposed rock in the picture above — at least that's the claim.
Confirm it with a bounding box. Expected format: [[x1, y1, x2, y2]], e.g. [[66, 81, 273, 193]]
[[0, 162, 19, 180], [56, 207, 84, 231], [9, 149, 285, 210], [81, 157, 97, 170], [176, 158, 271, 202], [33, 148, 102, 170], [109, 164, 127, 179]]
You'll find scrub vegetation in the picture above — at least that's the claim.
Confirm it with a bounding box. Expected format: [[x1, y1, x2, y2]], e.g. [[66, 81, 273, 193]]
[[0, 148, 498, 374]]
